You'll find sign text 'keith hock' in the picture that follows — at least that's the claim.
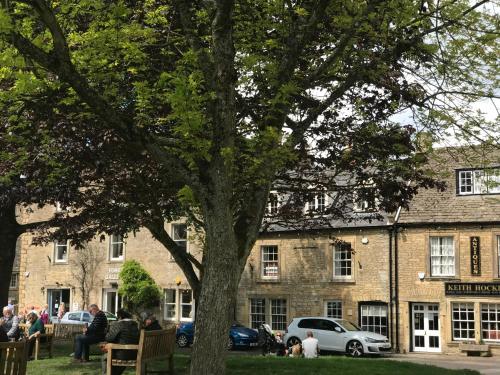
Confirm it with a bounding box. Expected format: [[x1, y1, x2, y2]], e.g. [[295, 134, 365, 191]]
[[445, 283, 500, 296]]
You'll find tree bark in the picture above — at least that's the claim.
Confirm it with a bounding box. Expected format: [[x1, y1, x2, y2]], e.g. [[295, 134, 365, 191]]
[[189, 200, 240, 375], [0, 204, 22, 308]]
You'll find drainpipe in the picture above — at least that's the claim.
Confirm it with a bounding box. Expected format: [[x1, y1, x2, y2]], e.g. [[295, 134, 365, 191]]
[[393, 206, 403, 353], [388, 227, 394, 347]]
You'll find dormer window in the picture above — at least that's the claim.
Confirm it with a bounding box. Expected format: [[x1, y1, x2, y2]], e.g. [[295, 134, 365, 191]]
[[457, 168, 500, 195], [306, 192, 327, 213], [353, 188, 377, 212], [266, 192, 280, 215]]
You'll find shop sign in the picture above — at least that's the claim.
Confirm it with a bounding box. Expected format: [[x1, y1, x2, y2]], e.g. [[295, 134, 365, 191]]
[[445, 282, 500, 296], [105, 267, 121, 280], [470, 237, 481, 276]]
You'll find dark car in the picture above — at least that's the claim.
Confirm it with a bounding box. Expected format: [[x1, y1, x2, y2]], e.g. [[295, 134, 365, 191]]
[[176, 322, 259, 350]]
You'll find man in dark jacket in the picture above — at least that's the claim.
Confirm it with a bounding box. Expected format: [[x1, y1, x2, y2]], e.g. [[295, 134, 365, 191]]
[[144, 315, 162, 331], [74, 304, 108, 362], [101, 309, 139, 375]]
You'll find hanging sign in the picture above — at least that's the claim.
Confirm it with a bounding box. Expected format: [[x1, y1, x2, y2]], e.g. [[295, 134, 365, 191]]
[[470, 237, 481, 276]]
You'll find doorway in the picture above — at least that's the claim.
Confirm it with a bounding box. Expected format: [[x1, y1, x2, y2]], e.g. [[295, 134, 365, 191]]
[[412, 303, 440, 352], [102, 288, 122, 315], [47, 289, 70, 318]]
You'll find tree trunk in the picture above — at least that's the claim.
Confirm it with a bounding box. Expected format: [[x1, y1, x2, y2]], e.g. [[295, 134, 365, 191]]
[[189, 206, 240, 375], [0, 204, 21, 307]]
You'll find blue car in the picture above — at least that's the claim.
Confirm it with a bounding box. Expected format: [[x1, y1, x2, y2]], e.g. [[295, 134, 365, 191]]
[[176, 322, 259, 350]]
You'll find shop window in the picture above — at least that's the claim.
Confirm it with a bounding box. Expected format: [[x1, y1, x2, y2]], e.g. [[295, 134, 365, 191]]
[[333, 242, 352, 279], [249, 298, 287, 331], [249, 298, 266, 329], [261, 246, 279, 279], [481, 304, 500, 342], [452, 303, 475, 340], [324, 301, 342, 319], [430, 236, 455, 277], [109, 234, 124, 261], [54, 240, 69, 263], [360, 303, 388, 337]]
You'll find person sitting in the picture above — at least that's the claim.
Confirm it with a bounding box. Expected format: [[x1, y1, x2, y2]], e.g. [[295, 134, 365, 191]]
[[26, 312, 45, 359], [73, 304, 108, 363], [101, 309, 139, 375], [301, 330, 319, 358], [143, 315, 162, 331], [0, 306, 20, 341]]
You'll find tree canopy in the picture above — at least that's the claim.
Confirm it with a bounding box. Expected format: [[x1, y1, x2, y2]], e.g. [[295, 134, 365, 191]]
[[0, 1, 498, 374]]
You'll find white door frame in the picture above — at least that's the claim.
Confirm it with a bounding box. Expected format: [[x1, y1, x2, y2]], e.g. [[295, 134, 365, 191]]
[[102, 288, 122, 315], [412, 303, 441, 352]]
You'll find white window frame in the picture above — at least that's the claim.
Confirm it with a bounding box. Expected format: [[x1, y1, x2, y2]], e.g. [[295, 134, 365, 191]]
[[163, 289, 195, 322], [306, 192, 328, 213], [54, 240, 69, 263], [109, 234, 125, 261], [172, 223, 188, 252], [430, 236, 455, 277], [333, 242, 352, 279], [266, 192, 280, 215], [452, 303, 475, 341], [360, 303, 388, 337], [249, 298, 266, 329], [261, 245, 279, 280], [353, 187, 378, 212], [324, 300, 342, 319], [458, 168, 500, 195], [270, 299, 287, 331], [10, 273, 19, 289], [164, 289, 177, 320], [481, 303, 500, 342]]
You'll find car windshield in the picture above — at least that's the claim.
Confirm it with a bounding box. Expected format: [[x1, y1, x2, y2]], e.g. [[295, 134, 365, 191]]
[[336, 320, 361, 331]]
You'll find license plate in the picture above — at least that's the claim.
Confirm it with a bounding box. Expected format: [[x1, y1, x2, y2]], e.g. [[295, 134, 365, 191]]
[[250, 343, 258, 347]]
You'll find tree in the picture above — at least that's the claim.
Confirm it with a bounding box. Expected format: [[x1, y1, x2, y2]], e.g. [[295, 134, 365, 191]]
[[118, 260, 162, 317], [70, 243, 104, 310], [0, 1, 497, 374]]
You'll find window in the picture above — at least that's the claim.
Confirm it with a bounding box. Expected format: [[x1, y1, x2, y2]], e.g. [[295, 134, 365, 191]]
[[457, 168, 500, 195], [333, 242, 352, 279], [67, 312, 81, 321], [261, 246, 279, 279], [353, 188, 377, 212], [306, 193, 327, 213], [163, 289, 194, 321], [172, 224, 187, 252], [250, 298, 266, 329], [266, 193, 280, 215], [481, 304, 500, 341], [249, 298, 287, 331], [325, 301, 342, 319], [54, 240, 68, 263], [180, 290, 193, 320], [10, 273, 19, 289], [360, 304, 388, 337], [164, 289, 176, 320], [430, 237, 455, 277], [109, 234, 124, 261], [452, 303, 475, 340], [271, 299, 287, 331]]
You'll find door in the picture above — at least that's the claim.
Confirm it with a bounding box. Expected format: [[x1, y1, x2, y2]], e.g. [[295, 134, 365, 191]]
[[103, 288, 122, 315], [47, 289, 70, 318], [412, 303, 440, 352]]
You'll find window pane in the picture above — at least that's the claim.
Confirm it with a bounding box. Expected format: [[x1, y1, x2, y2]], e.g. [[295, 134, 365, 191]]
[[360, 304, 388, 337], [55, 240, 68, 262], [271, 299, 287, 331], [481, 304, 500, 341], [334, 243, 352, 278], [261, 246, 279, 279], [452, 303, 475, 340], [325, 301, 342, 319], [250, 298, 266, 329], [110, 234, 124, 260], [172, 224, 187, 251], [430, 237, 454, 277]]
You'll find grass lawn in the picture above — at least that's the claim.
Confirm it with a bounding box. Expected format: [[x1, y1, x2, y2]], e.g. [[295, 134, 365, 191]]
[[27, 342, 479, 375]]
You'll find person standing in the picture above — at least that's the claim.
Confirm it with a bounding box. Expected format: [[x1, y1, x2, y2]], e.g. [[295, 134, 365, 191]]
[[26, 312, 45, 359], [301, 331, 319, 358], [73, 304, 108, 362], [40, 304, 50, 325], [0, 306, 20, 341], [57, 302, 66, 322]]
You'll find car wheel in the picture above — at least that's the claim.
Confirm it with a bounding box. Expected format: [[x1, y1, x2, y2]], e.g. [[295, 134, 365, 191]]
[[227, 337, 235, 350], [346, 340, 364, 357], [286, 336, 301, 347], [177, 334, 189, 348]]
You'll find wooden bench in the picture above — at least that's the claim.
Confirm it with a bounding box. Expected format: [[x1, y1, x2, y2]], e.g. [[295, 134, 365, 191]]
[[0, 341, 27, 375], [18, 323, 53, 360], [105, 327, 176, 375], [458, 342, 491, 357]]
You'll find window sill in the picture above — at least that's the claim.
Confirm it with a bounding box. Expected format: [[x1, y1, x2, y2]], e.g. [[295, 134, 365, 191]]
[[256, 279, 280, 284], [107, 260, 124, 264], [53, 262, 69, 265], [330, 279, 356, 284], [424, 277, 459, 281]]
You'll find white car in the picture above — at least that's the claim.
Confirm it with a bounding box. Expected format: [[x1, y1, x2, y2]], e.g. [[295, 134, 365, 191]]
[[284, 317, 391, 357], [58, 311, 118, 325]]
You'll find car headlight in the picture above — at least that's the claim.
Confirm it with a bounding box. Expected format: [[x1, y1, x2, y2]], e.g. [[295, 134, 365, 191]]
[[364, 337, 379, 343], [236, 332, 249, 338]]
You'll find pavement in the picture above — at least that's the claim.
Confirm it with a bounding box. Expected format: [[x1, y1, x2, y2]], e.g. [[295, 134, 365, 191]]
[[387, 353, 500, 374]]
